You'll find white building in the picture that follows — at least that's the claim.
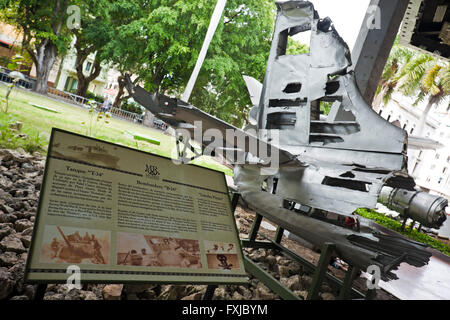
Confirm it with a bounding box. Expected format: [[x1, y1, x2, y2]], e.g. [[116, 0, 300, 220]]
[[378, 92, 450, 198]]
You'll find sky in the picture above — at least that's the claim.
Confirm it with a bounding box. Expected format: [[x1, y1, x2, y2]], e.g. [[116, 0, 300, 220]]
[[283, 0, 372, 50]]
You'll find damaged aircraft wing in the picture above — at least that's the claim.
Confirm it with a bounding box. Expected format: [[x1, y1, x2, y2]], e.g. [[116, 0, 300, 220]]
[[125, 0, 449, 279]]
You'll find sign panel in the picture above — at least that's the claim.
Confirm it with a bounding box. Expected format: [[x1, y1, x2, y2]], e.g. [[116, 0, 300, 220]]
[[25, 128, 247, 284]]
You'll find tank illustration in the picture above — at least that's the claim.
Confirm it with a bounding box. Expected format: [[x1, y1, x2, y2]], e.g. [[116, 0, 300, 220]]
[[55, 227, 106, 264]]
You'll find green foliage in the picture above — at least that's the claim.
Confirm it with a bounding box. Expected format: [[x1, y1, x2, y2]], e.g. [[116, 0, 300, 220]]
[[190, 0, 277, 127], [320, 101, 332, 115], [0, 114, 46, 153], [7, 53, 31, 73], [103, 0, 277, 127], [375, 39, 415, 107], [0, 0, 72, 93], [80, 101, 111, 137], [355, 208, 450, 256], [120, 100, 144, 115], [85, 91, 105, 104], [1, 80, 19, 113], [286, 37, 309, 55], [71, 0, 112, 97]]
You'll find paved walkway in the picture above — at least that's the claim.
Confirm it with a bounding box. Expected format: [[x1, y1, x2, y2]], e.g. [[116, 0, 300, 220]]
[[368, 220, 450, 300], [378, 254, 450, 300]]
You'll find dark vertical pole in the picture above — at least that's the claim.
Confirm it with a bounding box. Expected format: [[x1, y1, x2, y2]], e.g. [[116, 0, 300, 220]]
[[203, 285, 217, 300], [33, 284, 47, 301], [401, 217, 408, 231], [231, 193, 240, 212], [365, 288, 377, 300], [274, 227, 284, 244]]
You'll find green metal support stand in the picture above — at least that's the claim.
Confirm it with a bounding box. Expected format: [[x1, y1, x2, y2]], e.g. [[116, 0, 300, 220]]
[[306, 243, 336, 300], [243, 256, 300, 300], [234, 193, 366, 300], [338, 265, 360, 300], [274, 227, 284, 244], [248, 213, 263, 242], [365, 288, 377, 300]]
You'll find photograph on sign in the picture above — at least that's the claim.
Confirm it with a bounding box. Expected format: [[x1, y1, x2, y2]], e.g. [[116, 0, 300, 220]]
[[39, 225, 110, 265], [116, 232, 202, 268], [25, 128, 247, 284]]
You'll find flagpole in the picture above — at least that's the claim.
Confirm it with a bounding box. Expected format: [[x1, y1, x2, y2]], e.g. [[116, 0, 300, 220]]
[[181, 0, 227, 102]]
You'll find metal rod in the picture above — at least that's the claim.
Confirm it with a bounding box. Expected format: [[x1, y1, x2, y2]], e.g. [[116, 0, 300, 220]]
[[274, 227, 284, 244], [248, 214, 263, 242], [182, 0, 227, 102], [33, 284, 47, 300], [338, 265, 360, 300], [410, 220, 416, 232], [203, 285, 218, 300], [243, 256, 300, 300], [231, 193, 240, 212], [241, 238, 365, 299], [401, 217, 408, 231], [365, 288, 377, 300], [307, 242, 336, 300]]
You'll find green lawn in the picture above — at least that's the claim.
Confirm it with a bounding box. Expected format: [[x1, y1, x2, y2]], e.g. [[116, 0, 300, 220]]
[[0, 83, 233, 176]]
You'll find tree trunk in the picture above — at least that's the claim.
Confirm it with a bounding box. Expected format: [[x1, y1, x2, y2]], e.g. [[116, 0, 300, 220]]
[[75, 51, 102, 97], [76, 78, 90, 97], [373, 86, 386, 112], [113, 75, 127, 108], [33, 41, 57, 94], [416, 98, 434, 137], [31, 0, 67, 95]]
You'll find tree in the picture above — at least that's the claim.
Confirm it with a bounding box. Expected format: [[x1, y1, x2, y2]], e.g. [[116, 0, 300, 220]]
[[373, 40, 414, 110], [71, 0, 111, 97], [101, 0, 150, 108], [0, 0, 72, 94], [103, 0, 278, 126], [397, 55, 449, 136], [374, 40, 449, 137], [189, 0, 277, 127]]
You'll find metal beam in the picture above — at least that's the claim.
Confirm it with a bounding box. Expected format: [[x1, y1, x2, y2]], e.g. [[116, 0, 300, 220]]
[[243, 256, 301, 300], [352, 0, 410, 105], [306, 243, 336, 300]]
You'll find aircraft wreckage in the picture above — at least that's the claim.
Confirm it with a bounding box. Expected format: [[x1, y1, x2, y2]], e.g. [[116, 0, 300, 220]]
[[124, 0, 448, 280]]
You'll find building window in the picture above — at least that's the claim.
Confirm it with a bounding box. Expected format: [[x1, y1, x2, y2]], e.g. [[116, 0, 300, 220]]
[[378, 110, 382, 116], [443, 167, 448, 174], [85, 61, 92, 72], [387, 115, 391, 121], [410, 127, 414, 134], [435, 154, 440, 160]]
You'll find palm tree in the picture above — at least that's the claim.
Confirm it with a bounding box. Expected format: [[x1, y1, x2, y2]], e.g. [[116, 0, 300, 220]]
[[397, 54, 450, 136], [373, 40, 414, 110]]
